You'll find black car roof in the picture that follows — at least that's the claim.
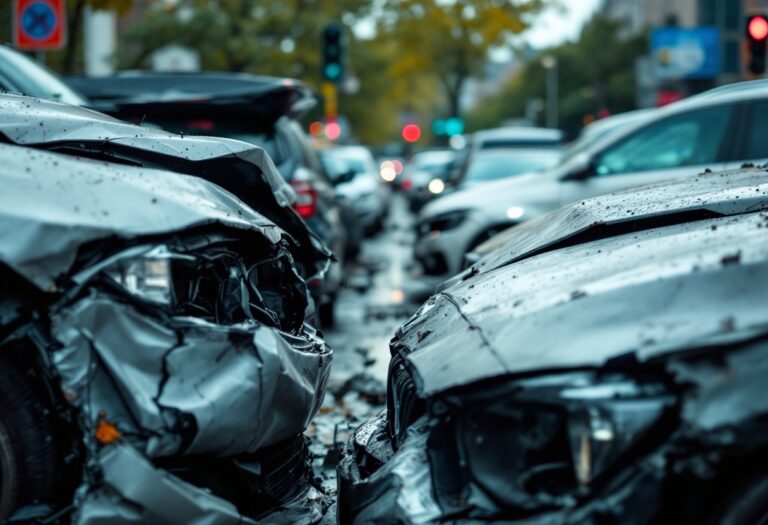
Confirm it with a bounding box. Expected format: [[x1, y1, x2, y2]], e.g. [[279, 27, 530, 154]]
[[66, 72, 316, 120]]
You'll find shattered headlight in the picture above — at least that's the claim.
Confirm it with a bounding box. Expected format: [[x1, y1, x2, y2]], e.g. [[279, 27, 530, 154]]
[[105, 252, 174, 305], [561, 382, 675, 486], [429, 374, 677, 513]]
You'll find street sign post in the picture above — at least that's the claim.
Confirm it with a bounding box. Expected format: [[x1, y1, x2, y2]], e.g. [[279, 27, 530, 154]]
[[13, 0, 67, 51]]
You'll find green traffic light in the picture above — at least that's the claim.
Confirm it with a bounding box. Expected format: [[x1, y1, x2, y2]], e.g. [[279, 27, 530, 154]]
[[324, 63, 342, 80]]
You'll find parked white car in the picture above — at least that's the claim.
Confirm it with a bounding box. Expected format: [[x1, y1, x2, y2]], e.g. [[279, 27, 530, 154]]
[[415, 79, 768, 280]]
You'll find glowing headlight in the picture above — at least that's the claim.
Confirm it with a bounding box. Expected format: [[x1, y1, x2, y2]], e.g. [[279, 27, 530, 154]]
[[505, 206, 525, 220], [427, 178, 445, 194], [106, 255, 172, 305]]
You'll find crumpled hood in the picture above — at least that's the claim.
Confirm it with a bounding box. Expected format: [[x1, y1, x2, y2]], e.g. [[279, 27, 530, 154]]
[[0, 143, 281, 290], [0, 94, 259, 161], [444, 168, 768, 288], [396, 210, 768, 397], [420, 171, 556, 219], [0, 93, 331, 278]]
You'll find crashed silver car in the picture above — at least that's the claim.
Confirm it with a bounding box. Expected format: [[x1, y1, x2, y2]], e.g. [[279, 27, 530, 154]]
[[338, 167, 768, 524], [0, 143, 332, 524], [0, 93, 330, 287]]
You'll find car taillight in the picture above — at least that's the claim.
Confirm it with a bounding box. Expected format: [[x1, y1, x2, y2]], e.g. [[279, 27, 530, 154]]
[[291, 180, 318, 218], [401, 178, 413, 191]]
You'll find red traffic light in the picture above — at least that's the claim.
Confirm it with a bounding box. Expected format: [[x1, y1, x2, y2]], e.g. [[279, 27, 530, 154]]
[[402, 124, 421, 143], [749, 16, 768, 40]]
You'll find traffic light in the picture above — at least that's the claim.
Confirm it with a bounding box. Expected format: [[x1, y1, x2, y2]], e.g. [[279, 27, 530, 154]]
[[746, 14, 768, 76], [322, 23, 344, 83], [402, 124, 421, 143]]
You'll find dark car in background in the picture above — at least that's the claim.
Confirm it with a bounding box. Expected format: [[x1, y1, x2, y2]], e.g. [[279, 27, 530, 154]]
[[67, 72, 347, 325], [320, 145, 388, 235], [400, 149, 457, 211], [0, 142, 332, 524], [338, 167, 768, 524]]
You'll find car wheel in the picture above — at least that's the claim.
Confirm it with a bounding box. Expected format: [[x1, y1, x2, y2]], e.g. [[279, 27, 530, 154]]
[[318, 299, 335, 328], [0, 359, 61, 521]]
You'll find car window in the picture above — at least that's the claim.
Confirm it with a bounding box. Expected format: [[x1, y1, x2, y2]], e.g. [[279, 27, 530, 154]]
[[464, 150, 562, 183], [594, 105, 733, 176], [743, 100, 768, 161]]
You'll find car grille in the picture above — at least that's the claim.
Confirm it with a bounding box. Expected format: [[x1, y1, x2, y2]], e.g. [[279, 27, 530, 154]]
[[388, 354, 424, 449]]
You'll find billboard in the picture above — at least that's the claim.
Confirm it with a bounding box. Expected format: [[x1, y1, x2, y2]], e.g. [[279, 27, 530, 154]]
[[651, 27, 719, 80]]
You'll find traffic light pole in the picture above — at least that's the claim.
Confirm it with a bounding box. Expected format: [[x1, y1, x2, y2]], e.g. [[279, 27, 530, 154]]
[[322, 82, 338, 120]]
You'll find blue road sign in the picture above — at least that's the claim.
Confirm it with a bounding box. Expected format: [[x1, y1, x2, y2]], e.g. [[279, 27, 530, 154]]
[[22, 1, 57, 40]]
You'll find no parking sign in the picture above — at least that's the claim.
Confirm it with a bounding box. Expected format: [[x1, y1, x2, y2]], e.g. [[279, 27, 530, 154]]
[[13, 0, 67, 50]]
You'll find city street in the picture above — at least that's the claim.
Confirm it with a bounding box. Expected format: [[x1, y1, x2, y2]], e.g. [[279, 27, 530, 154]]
[[308, 194, 428, 513], [2, 1, 768, 523]]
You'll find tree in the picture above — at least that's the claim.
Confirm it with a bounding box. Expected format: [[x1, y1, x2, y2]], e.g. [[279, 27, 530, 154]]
[[466, 16, 648, 136], [378, 0, 547, 118]]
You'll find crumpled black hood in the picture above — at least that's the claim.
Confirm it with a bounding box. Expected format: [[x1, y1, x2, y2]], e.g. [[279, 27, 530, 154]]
[[0, 93, 331, 279], [0, 143, 283, 290]]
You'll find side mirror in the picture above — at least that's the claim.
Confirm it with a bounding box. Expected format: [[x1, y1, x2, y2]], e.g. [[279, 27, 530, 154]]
[[565, 153, 594, 181]]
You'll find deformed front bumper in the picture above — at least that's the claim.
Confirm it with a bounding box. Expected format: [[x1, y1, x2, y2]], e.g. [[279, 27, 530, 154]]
[[337, 412, 442, 525], [48, 290, 332, 524], [336, 411, 667, 525]]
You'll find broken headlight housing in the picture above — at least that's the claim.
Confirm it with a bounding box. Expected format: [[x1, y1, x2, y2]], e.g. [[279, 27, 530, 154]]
[[561, 381, 676, 487], [105, 251, 175, 305], [79, 240, 307, 333], [428, 373, 677, 514]]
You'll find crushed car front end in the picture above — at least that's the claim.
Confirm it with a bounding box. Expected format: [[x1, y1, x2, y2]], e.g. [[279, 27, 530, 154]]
[[0, 144, 332, 524], [340, 337, 768, 524], [339, 195, 768, 523]]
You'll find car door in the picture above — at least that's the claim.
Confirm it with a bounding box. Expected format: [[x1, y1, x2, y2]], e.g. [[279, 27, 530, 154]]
[[560, 103, 737, 205]]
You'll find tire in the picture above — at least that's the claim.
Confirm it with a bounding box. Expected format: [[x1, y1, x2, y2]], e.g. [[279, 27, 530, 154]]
[[318, 299, 335, 329], [0, 360, 61, 521]]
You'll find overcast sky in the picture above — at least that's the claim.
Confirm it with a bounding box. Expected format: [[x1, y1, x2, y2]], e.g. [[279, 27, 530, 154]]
[[523, 0, 602, 48]]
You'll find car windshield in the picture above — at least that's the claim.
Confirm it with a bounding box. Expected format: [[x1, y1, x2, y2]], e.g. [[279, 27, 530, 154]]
[[0, 46, 88, 106], [322, 150, 377, 182], [409, 151, 455, 175], [464, 149, 563, 183]]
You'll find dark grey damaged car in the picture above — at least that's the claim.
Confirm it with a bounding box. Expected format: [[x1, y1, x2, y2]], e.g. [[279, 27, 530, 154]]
[[0, 93, 331, 289], [338, 167, 768, 524], [0, 141, 333, 524]]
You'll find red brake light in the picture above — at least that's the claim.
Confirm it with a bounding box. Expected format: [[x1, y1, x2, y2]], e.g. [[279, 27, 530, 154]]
[[401, 178, 413, 191], [291, 180, 318, 218]]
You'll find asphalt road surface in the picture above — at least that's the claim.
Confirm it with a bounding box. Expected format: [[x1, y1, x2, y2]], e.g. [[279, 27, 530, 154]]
[[308, 194, 432, 521]]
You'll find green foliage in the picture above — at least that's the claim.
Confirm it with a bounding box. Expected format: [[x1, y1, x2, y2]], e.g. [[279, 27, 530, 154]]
[[467, 16, 648, 137], [378, 0, 547, 118]]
